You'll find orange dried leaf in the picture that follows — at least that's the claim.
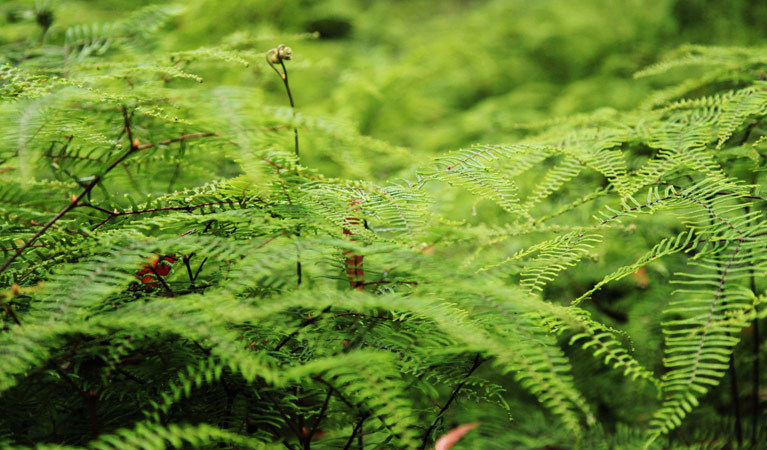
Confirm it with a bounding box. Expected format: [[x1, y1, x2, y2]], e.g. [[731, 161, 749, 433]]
[[630, 267, 650, 288], [434, 422, 479, 450]]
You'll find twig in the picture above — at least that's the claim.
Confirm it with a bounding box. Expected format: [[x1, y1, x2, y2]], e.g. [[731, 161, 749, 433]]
[[342, 416, 367, 450], [267, 44, 302, 285], [145, 262, 174, 296], [307, 389, 333, 446], [359, 280, 419, 287], [183, 255, 195, 286], [55, 368, 100, 439], [193, 257, 208, 282], [730, 363, 743, 446], [420, 354, 484, 450], [657, 181, 767, 202], [264, 390, 305, 448], [84, 200, 253, 231], [135, 132, 218, 151], [0, 106, 140, 279], [2, 301, 21, 325], [333, 312, 397, 321], [746, 174, 761, 446], [275, 305, 332, 351], [114, 367, 146, 385]]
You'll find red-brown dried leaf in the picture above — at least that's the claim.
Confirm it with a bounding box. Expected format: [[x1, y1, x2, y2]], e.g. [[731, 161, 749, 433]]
[[434, 422, 478, 450]]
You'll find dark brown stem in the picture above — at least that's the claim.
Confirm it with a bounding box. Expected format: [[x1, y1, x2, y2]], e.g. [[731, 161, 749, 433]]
[[146, 263, 174, 295], [277, 59, 299, 159], [307, 389, 332, 447], [264, 390, 304, 447], [86, 200, 254, 231], [730, 363, 743, 446], [746, 173, 762, 446], [2, 301, 21, 325], [55, 368, 100, 439], [183, 255, 195, 286], [193, 257, 208, 282], [342, 416, 367, 450], [275, 306, 332, 351], [0, 106, 140, 280], [656, 181, 767, 202], [333, 312, 397, 321], [135, 132, 218, 151], [420, 354, 484, 450], [267, 50, 302, 285]]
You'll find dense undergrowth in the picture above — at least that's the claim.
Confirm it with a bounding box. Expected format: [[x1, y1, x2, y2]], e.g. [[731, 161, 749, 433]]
[[1, 1, 766, 449]]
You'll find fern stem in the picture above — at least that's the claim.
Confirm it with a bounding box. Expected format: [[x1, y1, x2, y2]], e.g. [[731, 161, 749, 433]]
[[275, 305, 332, 351], [268, 48, 302, 285], [343, 416, 366, 450], [277, 59, 299, 159], [55, 367, 100, 439], [264, 390, 305, 447], [183, 255, 195, 286], [193, 257, 208, 282], [307, 389, 332, 446], [420, 353, 483, 450], [0, 106, 145, 319], [146, 263, 174, 295], [752, 309, 760, 445], [1, 301, 21, 325], [747, 184, 761, 447], [730, 362, 743, 446]]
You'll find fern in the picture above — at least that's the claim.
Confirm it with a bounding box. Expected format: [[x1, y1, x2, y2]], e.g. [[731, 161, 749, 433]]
[[2, 3, 767, 450]]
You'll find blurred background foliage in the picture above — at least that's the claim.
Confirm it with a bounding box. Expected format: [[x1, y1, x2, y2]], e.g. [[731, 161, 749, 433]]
[[1, 0, 766, 448], [4, 0, 767, 162]]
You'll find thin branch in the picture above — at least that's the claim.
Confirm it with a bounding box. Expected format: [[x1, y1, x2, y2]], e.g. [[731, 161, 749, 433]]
[[342, 416, 367, 450], [145, 263, 174, 296], [0, 106, 142, 318], [333, 312, 397, 321], [114, 367, 146, 385], [267, 46, 302, 286], [657, 181, 767, 202], [55, 368, 100, 439], [86, 200, 255, 231], [2, 301, 21, 325], [746, 175, 761, 447], [263, 390, 304, 447], [183, 255, 195, 285], [729, 363, 743, 446], [193, 257, 208, 282], [307, 388, 333, 445], [275, 305, 332, 351], [277, 58, 299, 158], [420, 354, 484, 450], [135, 132, 218, 151], [359, 280, 419, 287]]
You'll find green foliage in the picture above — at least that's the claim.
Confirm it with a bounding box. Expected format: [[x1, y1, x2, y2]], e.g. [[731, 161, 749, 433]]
[[1, 1, 766, 449]]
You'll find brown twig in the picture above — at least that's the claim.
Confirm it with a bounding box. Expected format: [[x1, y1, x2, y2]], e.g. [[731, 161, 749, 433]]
[[421, 354, 484, 450], [333, 312, 397, 321], [145, 262, 174, 296], [0, 107, 147, 325], [135, 132, 218, 151], [307, 388, 333, 446], [55, 367, 100, 439], [84, 200, 251, 231], [2, 301, 21, 325]]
